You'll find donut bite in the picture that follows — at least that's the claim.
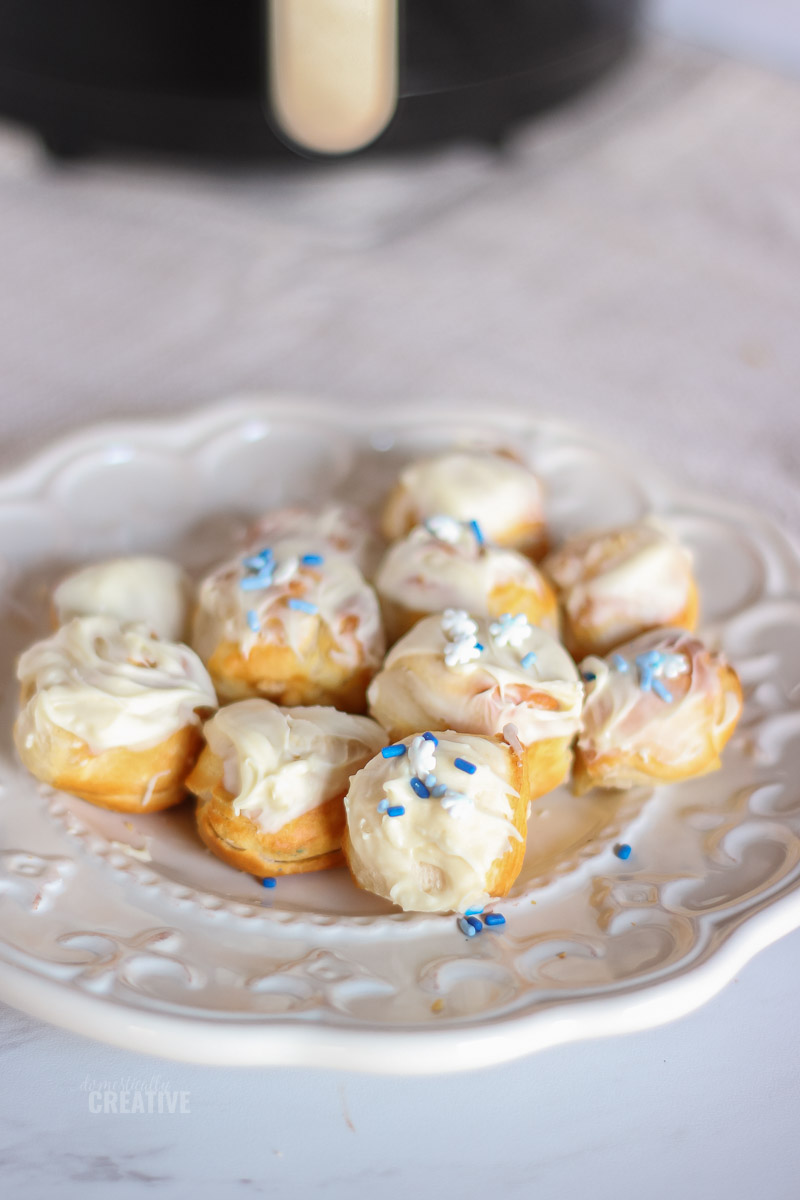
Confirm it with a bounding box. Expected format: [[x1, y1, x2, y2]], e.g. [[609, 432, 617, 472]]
[[374, 516, 558, 644], [192, 536, 385, 710], [381, 449, 547, 558], [187, 700, 384, 876], [52, 555, 194, 642], [14, 616, 217, 813], [573, 628, 742, 794], [543, 520, 698, 660], [343, 730, 528, 913], [368, 609, 583, 800]]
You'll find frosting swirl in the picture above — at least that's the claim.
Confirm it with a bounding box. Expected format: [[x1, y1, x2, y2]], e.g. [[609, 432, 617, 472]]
[[16, 616, 217, 753], [202, 700, 385, 834]]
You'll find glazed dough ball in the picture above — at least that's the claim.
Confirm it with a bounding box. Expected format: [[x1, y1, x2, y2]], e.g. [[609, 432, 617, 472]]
[[53, 556, 193, 642]]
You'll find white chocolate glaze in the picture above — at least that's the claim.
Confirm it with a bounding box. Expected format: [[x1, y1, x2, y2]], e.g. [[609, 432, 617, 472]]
[[375, 521, 555, 627], [544, 520, 694, 648], [16, 616, 217, 754], [202, 700, 385, 834], [578, 628, 739, 770], [53, 556, 193, 642], [243, 504, 383, 578], [385, 451, 545, 545], [345, 731, 523, 913], [368, 612, 583, 744], [192, 534, 385, 676]]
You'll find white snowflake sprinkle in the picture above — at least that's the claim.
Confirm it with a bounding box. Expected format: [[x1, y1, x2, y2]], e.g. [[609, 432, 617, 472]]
[[445, 636, 483, 667], [409, 735, 437, 779], [441, 609, 477, 640], [490, 612, 532, 648]]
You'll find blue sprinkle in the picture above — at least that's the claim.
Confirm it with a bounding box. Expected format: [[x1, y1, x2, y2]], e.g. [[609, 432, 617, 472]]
[[454, 758, 477, 775], [458, 917, 477, 938], [241, 572, 273, 591], [484, 912, 506, 927], [611, 654, 629, 672], [465, 906, 484, 917], [287, 598, 318, 614], [422, 732, 438, 745], [424, 774, 437, 788], [409, 777, 430, 799], [381, 744, 406, 759], [301, 553, 324, 566], [474, 643, 484, 652], [387, 805, 405, 818], [521, 652, 537, 669], [469, 519, 485, 547], [652, 678, 673, 703], [246, 610, 260, 633], [615, 843, 632, 861], [261, 877, 277, 889], [432, 784, 447, 798], [377, 799, 390, 814], [242, 554, 267, 571], [582, 671, 597, 682], [466, 916, 483, 933]]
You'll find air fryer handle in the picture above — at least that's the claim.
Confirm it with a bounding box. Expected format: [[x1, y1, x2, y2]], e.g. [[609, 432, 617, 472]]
[[267, 0, 399, 155]]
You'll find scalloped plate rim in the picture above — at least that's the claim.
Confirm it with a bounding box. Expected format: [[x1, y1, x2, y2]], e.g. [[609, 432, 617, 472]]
[[0, 394, 798, 1073]]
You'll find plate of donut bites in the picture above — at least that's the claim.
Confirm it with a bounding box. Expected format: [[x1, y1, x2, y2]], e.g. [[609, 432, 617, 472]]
[[14, 437, 742, 917], [4, 403, 800, 1068]]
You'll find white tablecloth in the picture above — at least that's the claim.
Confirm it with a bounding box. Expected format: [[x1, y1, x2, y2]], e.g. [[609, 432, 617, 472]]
[[0, 35, 798, 1200]]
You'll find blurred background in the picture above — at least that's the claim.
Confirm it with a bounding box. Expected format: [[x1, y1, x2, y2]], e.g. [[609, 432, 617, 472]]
[[0, 0, 797, 536]]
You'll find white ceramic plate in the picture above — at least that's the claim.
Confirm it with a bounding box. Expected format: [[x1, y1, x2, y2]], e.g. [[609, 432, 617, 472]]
[[1, 398, 798, 1074]]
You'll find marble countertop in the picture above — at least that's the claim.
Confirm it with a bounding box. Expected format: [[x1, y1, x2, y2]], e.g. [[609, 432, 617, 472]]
[[0, 30, 798, 1200]]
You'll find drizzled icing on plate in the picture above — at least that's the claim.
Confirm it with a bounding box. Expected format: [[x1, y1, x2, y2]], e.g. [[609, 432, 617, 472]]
[[368, 611, 583, 745], [16, 615, 217, 753], [345, 731, 522, 913], [202, 699, 384, 834]]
